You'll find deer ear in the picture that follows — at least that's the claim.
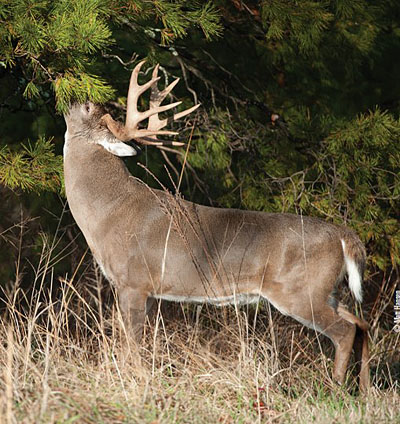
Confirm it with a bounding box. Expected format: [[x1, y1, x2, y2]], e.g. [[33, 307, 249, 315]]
[[98, 139, 137, 157]]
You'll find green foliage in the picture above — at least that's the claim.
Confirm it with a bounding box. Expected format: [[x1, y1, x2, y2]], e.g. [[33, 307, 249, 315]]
[[259, 109, 400, 267], [261, 0, 379, 60], [1, 0, 116, 110], [0, 137, 63, 193], [189, 109, 301, 210], [53, 72, 115, 113], [262, 0, 335, 54], [152, 1, 222, 44], [189, 2, 223, 41], [0, 0, 222, 111], [309, 110, 400, 269]]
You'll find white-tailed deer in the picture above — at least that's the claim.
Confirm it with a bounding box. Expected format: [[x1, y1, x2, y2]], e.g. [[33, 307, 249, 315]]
[[63, 61, 369, 391]]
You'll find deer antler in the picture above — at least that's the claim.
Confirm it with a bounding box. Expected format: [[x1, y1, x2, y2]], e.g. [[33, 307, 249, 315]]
[[101, 61, 200, 146]]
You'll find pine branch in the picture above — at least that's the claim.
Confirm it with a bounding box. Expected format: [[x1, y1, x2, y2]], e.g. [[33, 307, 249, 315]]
[[0, 137, 63, 193]]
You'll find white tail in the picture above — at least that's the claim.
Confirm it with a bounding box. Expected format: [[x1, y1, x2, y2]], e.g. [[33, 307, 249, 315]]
[[341, 240, 363, 303]]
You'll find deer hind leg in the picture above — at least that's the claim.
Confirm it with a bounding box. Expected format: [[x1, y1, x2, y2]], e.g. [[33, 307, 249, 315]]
[[288, 302, 370, 389], [324, 312, 357, 386], [337, 303, 370, 392], [302, 304, 356, 385], [261, 288, 356, 386], [287, 302, 357, 386]]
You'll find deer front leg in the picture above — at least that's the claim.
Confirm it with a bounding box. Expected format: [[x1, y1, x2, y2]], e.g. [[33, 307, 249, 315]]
[[118, 286, 148, 342]]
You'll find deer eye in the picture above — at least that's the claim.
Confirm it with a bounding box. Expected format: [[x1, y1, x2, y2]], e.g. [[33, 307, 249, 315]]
[[85, 103, 90, 113]]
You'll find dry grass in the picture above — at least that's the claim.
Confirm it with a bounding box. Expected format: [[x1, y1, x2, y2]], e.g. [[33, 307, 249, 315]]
[[0, 227, 399, 424]]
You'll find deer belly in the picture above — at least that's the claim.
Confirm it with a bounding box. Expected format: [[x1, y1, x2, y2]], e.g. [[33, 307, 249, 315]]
[[151, 292, 260, 306]]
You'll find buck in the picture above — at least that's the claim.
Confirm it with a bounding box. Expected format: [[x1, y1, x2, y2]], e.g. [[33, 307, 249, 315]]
[[63, 61, 370, 391]]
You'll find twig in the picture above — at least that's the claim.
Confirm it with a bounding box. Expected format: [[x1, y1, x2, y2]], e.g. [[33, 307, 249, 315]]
[[176, 56, 199, 105], [102, 52, 139, 69]]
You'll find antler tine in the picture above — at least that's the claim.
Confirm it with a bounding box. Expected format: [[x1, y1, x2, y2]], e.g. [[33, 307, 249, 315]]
[[147, 65, 200, 139], [148, 66, 180, 134], [125, 60, 160, 130], [174, 103, 201, 121], [133, 136, 185, 147], [125, 60, 144, 125], [151, 65, 181, 103]]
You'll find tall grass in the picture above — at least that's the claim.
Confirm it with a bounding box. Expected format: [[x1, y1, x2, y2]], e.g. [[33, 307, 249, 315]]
[[0, 217, 399, 423]]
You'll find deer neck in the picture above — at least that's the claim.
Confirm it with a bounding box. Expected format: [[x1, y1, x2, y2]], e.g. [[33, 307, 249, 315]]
[[64, 135, 140, 226]]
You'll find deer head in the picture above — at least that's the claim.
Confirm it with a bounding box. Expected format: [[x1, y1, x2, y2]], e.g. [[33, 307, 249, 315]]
[[64, 60, 199, 158]]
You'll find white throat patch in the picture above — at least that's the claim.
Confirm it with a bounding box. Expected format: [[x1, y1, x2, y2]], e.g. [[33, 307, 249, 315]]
[[98, 138, 137, 157]]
